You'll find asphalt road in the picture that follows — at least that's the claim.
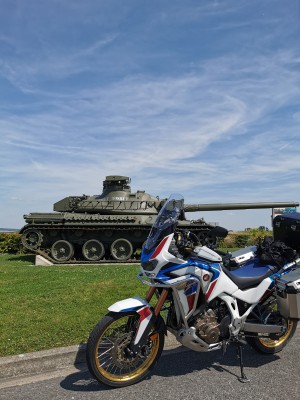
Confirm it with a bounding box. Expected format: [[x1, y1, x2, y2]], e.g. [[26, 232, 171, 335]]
[[1, 328, 300, 400]]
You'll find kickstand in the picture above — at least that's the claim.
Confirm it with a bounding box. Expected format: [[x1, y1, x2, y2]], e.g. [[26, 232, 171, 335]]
[[235, 339, 250, 383]]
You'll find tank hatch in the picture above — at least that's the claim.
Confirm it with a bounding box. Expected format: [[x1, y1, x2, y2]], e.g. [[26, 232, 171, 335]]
[[102, 176, 131, 194]]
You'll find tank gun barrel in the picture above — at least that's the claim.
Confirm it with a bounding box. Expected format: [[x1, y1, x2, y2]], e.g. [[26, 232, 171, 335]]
[[184, 201, 299, 212]]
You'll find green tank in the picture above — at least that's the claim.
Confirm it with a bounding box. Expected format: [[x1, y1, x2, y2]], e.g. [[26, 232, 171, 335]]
[[19, 175, 299, 263]]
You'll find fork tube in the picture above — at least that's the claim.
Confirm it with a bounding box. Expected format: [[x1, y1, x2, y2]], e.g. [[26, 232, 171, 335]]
[[145, 286, 156, 302], [154, 289, 169, 316]]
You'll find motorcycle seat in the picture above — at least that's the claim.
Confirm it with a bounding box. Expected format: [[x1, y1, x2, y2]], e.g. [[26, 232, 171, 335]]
[[222, 257, 278, 290]]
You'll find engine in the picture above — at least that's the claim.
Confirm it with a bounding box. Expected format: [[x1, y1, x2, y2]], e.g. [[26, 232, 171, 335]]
[[193, 302, 231, 344], [194, 309, 220, 344]]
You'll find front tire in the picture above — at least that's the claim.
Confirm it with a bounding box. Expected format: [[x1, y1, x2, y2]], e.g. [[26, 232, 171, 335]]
[[246, 319, 297, 354], [86, 312, 165, 387]]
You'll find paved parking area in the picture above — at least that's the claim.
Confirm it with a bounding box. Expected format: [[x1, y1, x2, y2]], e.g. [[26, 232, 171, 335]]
[[0, 327, 299, 400]]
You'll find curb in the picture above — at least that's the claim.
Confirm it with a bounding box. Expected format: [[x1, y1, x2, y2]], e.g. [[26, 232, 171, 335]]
[[0, 344, 86, 382], [0, 333, 180, 382]]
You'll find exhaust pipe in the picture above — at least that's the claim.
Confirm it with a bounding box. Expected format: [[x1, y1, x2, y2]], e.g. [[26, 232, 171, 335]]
[[243, 322, 285, 334]]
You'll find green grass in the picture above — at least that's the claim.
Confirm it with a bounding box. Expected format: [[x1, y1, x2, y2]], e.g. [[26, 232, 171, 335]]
[[0, 254, 145, 357], [0, 249, 241, 357]]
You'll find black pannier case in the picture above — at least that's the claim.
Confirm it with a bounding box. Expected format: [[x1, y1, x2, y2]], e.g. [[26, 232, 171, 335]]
[[273, 212, 300, 252]]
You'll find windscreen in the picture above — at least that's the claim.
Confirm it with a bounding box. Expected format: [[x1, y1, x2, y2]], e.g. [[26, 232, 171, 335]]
[[144, 194, 184, 252]]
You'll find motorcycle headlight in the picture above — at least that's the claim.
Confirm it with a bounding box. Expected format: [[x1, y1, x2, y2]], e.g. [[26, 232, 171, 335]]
[[141, 259, 158, 271]]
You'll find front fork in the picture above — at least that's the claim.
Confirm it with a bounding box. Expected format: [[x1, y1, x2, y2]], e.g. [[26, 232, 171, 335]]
[[130, 288, 169, 353]]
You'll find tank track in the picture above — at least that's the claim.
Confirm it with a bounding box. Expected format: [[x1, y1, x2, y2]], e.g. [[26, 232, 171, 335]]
[[21, 225, 150, 264], [21, 224, 213, 264], [35, 249, 141, 264]]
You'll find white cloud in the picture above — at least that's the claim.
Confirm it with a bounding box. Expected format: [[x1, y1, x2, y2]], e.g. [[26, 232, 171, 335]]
[[1, 1, 300, 229], [1, 51, 300, 183]]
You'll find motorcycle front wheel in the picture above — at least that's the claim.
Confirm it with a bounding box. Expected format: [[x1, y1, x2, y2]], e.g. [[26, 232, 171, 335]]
[[246, 318, 298, 354], [86, 311, 165, 387]]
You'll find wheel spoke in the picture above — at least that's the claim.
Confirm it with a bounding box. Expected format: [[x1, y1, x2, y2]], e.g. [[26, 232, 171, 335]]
[[100, 357, 114, 368], [97, 346, 113, 358]]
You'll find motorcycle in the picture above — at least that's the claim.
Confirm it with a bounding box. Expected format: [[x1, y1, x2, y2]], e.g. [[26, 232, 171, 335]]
[[86, 194, 300, 387]]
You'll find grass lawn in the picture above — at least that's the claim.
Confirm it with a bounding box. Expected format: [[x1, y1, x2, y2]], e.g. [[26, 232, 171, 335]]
[[0, 248, 238, 357], [0, 254, 145, 357]]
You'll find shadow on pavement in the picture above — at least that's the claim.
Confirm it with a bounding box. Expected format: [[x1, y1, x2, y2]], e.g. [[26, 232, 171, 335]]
[[60, 345, 279, 393]]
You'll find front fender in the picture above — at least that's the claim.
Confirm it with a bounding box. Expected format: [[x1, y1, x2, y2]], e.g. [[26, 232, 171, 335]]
[[108, 296, 167, 351], [108, 296, 151, 313], [108, 297, 154, 347]]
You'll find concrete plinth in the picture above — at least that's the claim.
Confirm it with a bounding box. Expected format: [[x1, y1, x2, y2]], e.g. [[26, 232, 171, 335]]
[[35, 255, 53, 266]]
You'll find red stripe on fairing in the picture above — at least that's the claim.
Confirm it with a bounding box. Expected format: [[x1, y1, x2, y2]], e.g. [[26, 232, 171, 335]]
[[150, 236, 169, 259], [187, 294, 196, 311], [137, 306, 152, 322], [259, 288, 272, 302], [205, 280, 217, 300]]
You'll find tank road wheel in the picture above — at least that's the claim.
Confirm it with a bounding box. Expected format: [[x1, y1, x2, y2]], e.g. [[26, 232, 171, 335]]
[[110, 238, 133, 261], [86, 312, 164, 387], [82, 240, 105, 261], [21, 229, 43, 250], [51, 240, 74, 262]]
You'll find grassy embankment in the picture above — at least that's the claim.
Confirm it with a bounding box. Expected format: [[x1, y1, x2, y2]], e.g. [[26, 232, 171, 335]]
[[0, 247, 239, 357], [0, 254, 143, 357]]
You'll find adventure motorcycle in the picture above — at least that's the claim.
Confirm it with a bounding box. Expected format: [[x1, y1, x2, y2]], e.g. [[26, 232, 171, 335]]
[[86, 194, 300, 387]]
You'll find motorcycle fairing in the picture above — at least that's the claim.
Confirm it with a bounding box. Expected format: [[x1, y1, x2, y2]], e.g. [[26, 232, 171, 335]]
[[205, 268, 274, 304], [232, 278, 273, 303], [141, 233, 188, 280], [211, 258, 277, 303], [184, 281, 199, 311], [141, 229, 275, 305]]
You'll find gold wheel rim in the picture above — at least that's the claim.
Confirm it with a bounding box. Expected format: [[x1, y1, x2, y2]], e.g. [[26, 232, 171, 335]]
[[258, 320, 294, 348], [95, 315, 160, 383]]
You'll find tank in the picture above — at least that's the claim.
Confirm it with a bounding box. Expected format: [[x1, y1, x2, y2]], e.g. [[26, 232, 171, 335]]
[[19, 175, 299, 263]]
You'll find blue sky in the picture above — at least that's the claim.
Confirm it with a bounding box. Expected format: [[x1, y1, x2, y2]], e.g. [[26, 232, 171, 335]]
[[1, 0, 300, 230]]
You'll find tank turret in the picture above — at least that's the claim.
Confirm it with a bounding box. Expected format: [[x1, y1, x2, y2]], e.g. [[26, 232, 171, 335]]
[[20, 175, 299, 264], [53, 176, 161, 215]]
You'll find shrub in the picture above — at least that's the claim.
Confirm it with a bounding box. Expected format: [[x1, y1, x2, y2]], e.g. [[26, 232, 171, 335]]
[[234, 233, 250, 248], [220, 229, 272, 249], [222, 233, 240, 248], [246, 228, 272, 246], [0, 233, 22, 254]]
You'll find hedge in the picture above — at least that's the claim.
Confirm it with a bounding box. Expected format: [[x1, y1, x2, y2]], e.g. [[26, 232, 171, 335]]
[[218, 229, 272, 249], [0, 233, 23, 254]]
